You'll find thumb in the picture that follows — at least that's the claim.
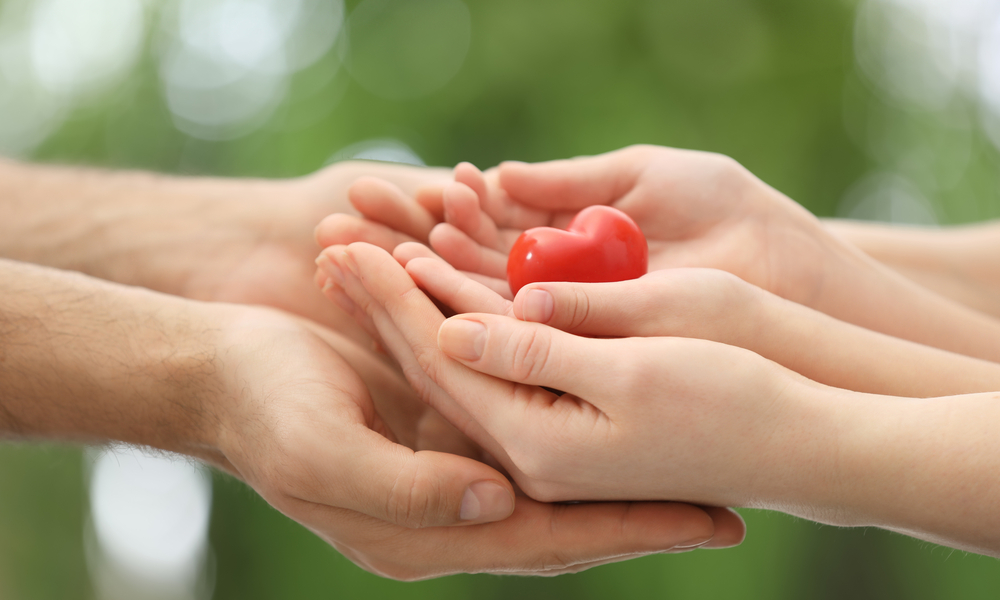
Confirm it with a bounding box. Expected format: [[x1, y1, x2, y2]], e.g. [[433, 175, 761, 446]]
[[333, 431, 516, 528], [498, 146, 651, 211], [437, 313, 601, 395]]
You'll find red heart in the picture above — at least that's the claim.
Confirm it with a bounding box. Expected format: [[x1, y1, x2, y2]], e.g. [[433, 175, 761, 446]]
[[507, 205, 648, 295]]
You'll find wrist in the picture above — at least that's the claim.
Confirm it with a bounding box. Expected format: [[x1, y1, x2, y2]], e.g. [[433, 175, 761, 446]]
[[743, 374, 855, 518]]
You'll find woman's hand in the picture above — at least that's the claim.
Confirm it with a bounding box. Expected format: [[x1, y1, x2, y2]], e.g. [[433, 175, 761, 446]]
[[366, 242, 1000, 398], [318, 146, 1000, 363], [316, 243, 1000, 558], [316, 242, 750, 542]]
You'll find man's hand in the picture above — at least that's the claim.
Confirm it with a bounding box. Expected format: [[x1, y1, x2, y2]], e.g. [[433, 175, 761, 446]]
[[0, 259, 733, 579], [0, 158, 451, 345]]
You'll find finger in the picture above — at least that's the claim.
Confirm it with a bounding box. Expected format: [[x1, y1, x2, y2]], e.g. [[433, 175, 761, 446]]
[[415, 185, 445, 222], [443, 181, 502, 250], [465, 272, 513, 300], [415, 409, 482, 459], [437, 313, 602, 395], [498, 146, 649, 211], [348, 176, 438, 242], [315, 213, 417, 252], [405, 257, 513, 316], [512, 277, 659, 335], [392, 240, 442, 266], [317, 247, 383, 344], [299, 496, 716, 579], [428, 222, 508, 279], [512, 270, 755, 342], [476, 165, 554, 231], [302, 426, 515, 528], [699, 506, 746, 549], [453, 162, 489, 203], [337, 243, 530, 466]]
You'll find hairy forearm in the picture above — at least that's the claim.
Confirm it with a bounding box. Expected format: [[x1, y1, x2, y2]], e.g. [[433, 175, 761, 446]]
[[824, 219, 1000, 318], [0, 258, 223, 459], [0, 158, 294, 294]]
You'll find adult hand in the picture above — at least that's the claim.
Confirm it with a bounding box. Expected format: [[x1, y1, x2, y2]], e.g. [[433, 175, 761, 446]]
[[2, 259, 729, 579], [0, 158, 451, 346], [213, 306, 717, 579], [322, 244, 1000, 557], [174, 161, 451, 344], [315, 242, 748, 551]]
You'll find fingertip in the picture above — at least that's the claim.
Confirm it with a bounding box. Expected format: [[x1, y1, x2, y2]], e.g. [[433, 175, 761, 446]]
[[438, 316, 487, 362], [415, 186, 445, 221], [393, 241, 439, 266], [513, 287, 554, 324], [454, 161, 482, 177], [699, 507, 747, 549], [314, 213, 345, 247], [347, 175, 387, 203], [460, 480, 516, 523]]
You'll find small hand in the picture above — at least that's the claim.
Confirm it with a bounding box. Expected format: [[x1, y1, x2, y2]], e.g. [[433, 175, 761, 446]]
[[315, 242, 748, 558], [343, 148, 847, 306]]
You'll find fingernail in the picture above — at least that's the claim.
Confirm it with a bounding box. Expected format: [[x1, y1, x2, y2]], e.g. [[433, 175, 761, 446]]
[[439, 319, 487, 360], [460, 481, 514, 521], [521, 289, 554, 323], [673, 535, 713, 549], [323, 280, 356, 314], [343, 251, 360, 277], [316, 254, 345, 287]]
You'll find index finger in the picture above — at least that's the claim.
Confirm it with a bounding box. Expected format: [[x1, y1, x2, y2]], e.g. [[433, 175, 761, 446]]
[[498, 146, 651, 211]]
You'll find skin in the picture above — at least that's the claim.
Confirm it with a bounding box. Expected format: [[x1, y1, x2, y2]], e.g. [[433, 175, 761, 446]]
[[824, 219, 1000, 319], [318, 241, 1000, 558], [321, 146, 1000, 363], [0, 158, 741, 579], [375, 242, 1000, 398]]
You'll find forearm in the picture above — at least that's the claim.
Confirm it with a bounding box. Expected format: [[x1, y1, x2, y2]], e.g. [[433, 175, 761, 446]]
[[0, 157, 448, 296], [0, 258, 224, 462], [824, 219, 1000, 318], [807, 237, 1000, 363], [805, 387, 1000, 556], [749, 288, 1000, 396], [0, 158, 297, 294]]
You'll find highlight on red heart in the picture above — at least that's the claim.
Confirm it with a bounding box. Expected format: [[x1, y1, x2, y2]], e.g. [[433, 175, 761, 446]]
[[506, 205, 649, 295]]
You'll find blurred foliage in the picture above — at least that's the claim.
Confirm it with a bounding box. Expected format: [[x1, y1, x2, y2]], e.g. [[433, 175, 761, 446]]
[[3, 0, 1000, 598]]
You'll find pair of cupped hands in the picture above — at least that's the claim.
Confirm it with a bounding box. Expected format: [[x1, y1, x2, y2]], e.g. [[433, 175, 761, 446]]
[[296, 144, 891, 579]]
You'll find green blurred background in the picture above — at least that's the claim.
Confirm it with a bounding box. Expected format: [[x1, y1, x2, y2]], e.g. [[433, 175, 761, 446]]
[[3, 0, 1000, 598]]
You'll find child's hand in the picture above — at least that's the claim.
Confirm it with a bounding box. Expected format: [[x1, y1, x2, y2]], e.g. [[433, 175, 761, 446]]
[[411, 146, 1000, 363], [318, 242, 820, 516], [375, 247, 1000, 398], [315, 241, 749, 554]]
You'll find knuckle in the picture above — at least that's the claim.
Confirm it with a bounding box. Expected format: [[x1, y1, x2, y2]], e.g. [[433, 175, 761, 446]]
[[385, 461, 442, 529], [624, 143, 659, 159], [711, 153, 751, 186], [513, 473, 563, 503], [566, 287, 592, 331], [508, 328, 553, 382]]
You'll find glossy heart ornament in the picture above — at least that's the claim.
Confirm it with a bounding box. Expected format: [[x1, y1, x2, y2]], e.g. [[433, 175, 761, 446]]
[[507, 205, 648, 295]]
